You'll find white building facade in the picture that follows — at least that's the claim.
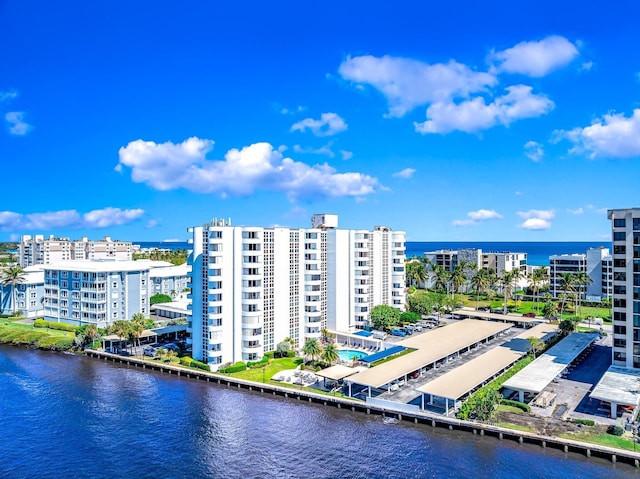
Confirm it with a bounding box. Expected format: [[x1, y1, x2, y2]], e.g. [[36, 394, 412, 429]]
[[19, 235, 132, 267], [188, 215, 406, 370], [608, 208, 640, 368], [549, 247, 611, 301], [149, 264, 189, 296], [43, 260, 150, 328]]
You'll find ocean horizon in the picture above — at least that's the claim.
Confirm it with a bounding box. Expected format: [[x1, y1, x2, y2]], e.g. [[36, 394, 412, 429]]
[[135, 240, 611, 267]]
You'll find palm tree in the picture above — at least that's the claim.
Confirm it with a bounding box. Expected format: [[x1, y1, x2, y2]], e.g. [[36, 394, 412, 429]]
[[128, 319, 145, 356], [303, 338, 322, 365], [432, 265, 450, 294], [1, 266, 26, 315], [111, 320, 129, 353], [321, 342, 339, 365], [574, 271, 593, 317], [527, 336, 544, 358], [558, 273, 577, 319], [529, 266, 548, 313], [450, 263, 467, 296], [85, 324, 98, 349], [471, 269, 491, 309]]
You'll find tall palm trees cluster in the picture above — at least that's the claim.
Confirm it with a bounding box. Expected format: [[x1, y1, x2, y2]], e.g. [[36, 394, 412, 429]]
[[406, 256, 553, 311], [302, 337, 339, 367]]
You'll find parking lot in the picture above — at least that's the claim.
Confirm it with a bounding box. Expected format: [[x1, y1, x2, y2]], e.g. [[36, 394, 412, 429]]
[[529, 333, 616, 425]]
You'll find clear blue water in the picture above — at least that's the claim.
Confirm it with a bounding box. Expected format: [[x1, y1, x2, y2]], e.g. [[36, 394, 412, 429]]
[[338, 349, 368, 361], [133, 240, 610, 267], [1, 346, 636, 479], [406, 241, 611, 267]]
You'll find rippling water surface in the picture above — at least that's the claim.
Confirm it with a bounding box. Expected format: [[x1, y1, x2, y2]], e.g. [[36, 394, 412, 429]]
[[1, 346, 637, 479]]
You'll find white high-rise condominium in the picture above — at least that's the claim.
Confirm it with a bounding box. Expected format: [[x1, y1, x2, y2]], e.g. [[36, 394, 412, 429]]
[[608, 208, 640, 368], [187, 214, 406, 370]]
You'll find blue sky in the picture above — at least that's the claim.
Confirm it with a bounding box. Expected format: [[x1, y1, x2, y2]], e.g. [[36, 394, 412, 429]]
[[1, 1, 639, 242]]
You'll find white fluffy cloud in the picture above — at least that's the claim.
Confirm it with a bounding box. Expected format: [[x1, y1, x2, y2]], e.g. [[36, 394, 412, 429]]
[[452, 209, 502, 226], [339, 55, 497, 117], [414, 85, 554, 134], [117, 137, 379, 201], [0, 90, 18, 102], [290, 112, 348, 136], [567, 207, 584, 215], [340, 150, 353, 160], [393, 168, 416, 179], [5, 111, 31, 135], [524, 140, 544, 162], [490, 36, 579, 77], [517, 209, 555, 230], [293, 143, 335, 157], [557, 109, 640, 159], [0, 207, 144, 232]]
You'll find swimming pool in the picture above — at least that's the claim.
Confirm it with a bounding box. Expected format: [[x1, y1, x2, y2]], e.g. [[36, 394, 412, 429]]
[[338, 349, 368, 361]]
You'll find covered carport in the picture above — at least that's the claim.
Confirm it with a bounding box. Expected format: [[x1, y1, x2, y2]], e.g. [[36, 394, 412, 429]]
[[315, 364, 361, 390], [418, 347, 523, 415], [454, 309, 544, 328], [502, 332, 598, 403], [344, 319, 512, 399], [591, 366, 640, 418]]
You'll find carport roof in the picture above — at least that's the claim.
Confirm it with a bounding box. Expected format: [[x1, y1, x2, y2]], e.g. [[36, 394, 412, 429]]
[[316, 365, 359, 381], [453, 309, 542, 324], [502, 332, 598, 394], [591, 366, 640, 407], [417, 346, 522, 401], [346, 319, 511, 389]]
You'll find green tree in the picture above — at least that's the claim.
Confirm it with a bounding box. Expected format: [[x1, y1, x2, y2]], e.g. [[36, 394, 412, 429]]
[[85, 324, 99, 349], [150, 293, 173, 305], [303, 338, 323, 365], [128, 314, 146, 356], [527, 336, 544, 357], [542, 300, 557, 320], [574, 271, 593, 317], [431, 265, 450, 293], [471, 268, 491, 309], [399, 311, 421, 324], [406, 290, 436, 316], [321, 342, 339, 365], [450, 261, 468, 294], [472, 389, 502, 421], [559, 319, 577, 336], [529, 266, 548, 313], [1, 266, 26, 315], [370, 304, 401, 331], [558, 272, 577, 318], [111, 320, 129, 353]]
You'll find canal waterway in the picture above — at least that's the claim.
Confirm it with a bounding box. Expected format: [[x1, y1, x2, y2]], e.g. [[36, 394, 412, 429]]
[[1, 346, 637, 479]]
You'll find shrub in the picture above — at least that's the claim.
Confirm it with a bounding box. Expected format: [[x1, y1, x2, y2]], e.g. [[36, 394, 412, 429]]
[[247, 356, 269, 368], [607, 425, 624, 436], [191, 360, 210, 372], [180, 356, 194, 366], [569, 418, 595, 427], [264, 351, 275, 359], [286, 350, 296, 358], [219, 362, 247, 373], [34, 319, 78, 332], [501, 399, 531, 413]]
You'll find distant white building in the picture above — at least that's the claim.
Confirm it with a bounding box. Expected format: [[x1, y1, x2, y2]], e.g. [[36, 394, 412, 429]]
[[187, 214, 405, 370], [0, 266, 45, 318], [18, 235, 132, 266], [43, 260, 150, 328], [149, 263, 189, 296], [549, 247, 611, 301]]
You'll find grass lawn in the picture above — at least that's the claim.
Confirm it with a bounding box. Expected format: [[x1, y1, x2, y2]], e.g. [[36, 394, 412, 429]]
[[559, 432, 637, 451], [496, 422, 534, 432], [498, 405, 524, 413], [229, 357, 303, 383], [0, 320, 74, 338]]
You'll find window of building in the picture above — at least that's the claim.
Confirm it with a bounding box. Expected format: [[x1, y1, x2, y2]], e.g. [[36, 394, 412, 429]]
[[614, 218, 626, 228], [614, 231, 626, 241], [614, 245, 626, 255]]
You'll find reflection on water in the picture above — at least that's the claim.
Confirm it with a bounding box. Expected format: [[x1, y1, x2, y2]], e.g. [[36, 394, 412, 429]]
[[0, 346, 636, 479]]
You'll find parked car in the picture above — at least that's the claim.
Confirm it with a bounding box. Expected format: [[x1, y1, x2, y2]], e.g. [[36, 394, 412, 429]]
[[402, 326, 414, 335], [390, 328, 407, 337], [490, 308, 506, 314], [477, 306, 490, 312], [372, 330, 387, 340], [143, 346, 157, 357], [522, 312, 536, 318]]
